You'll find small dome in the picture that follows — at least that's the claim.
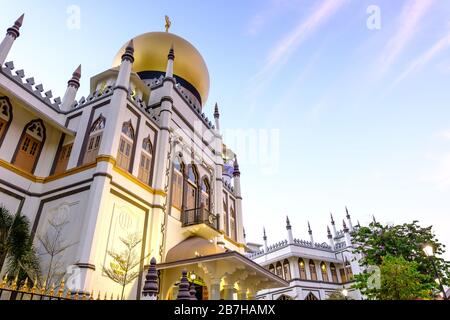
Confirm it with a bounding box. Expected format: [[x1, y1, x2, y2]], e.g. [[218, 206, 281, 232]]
[[165, 236, 226, 263], [113, 32, 210, 105]]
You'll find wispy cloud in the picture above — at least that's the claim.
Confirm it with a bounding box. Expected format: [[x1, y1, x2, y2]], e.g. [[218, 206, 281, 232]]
[[256, 0, 347, 80], [245, 0, 347, 115], [245, 0, 302, 36], [378, 0, 435, 75], [392, 31, 450, 86]]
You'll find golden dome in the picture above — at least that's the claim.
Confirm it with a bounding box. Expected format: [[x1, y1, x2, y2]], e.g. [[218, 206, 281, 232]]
[[113, 32, 210, 104]]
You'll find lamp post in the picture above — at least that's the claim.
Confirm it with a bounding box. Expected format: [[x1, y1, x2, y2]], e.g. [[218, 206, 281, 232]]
[[342, 288, 348, 300], [423, 245, 448, 300]]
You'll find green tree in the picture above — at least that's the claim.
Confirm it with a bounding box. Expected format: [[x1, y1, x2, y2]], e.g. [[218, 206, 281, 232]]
[[0, 206, 40, 285], [378, 255, 431, 300], [352, 220, 450, 299], [326, 290, 352, 300], [103, 233, 148, 300]]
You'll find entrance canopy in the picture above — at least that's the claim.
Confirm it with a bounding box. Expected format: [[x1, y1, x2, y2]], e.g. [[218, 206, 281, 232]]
[[157, 249, 289, 300]]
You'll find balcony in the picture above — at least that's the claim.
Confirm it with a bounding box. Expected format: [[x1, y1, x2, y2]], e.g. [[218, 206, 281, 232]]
[[181, 204, 219, 231]]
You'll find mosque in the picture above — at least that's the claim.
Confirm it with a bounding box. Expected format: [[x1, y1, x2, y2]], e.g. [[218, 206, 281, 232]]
[[0, 14, 363, 300]]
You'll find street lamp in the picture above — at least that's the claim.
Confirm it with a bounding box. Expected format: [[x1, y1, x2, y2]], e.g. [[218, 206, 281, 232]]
[[423, 244, 448, 300], [342, 288, 348, 300]]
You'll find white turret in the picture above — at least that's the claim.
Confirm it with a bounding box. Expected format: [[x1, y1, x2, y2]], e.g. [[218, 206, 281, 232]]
[[343, 220, 352, 247], [308, 221, 315, 247], [286, 216, 293, 244], [345, 206, 353, 232], [327, 225, 334, 249], [60, 65, 81, 112], [330, 212, 337, 237], [213, 103, 220, 131], [233, 156, 245, 243], [263, 228, 268, 252], [98, 39, 134, 156], [0, 14, 24, 66], [165, 44, 174, 78]]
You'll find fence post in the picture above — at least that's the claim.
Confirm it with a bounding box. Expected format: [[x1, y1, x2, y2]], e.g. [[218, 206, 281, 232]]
[[142, 257, 159, 300]]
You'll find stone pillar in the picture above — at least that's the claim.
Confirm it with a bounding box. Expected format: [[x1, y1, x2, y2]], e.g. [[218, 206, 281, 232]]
[[209, 278, 221, 300], [222, 284, 235, 300], [73, 175, 111, 293]]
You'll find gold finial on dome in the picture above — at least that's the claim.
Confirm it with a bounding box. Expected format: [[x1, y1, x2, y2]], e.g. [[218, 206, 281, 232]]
[[165, 15, 171, 32]]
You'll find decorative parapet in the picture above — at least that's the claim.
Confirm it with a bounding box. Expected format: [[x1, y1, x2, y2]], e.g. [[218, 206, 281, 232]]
[[334, 241, 347, 250], [223, 180, 234, 193], [127, 89, 160, 124], [1, 61, 62, 110]]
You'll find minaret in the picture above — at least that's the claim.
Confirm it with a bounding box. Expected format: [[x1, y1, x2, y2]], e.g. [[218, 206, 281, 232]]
[[327, 226, 334, 249], [263, 228, 268, 252], [345, 206, 353, 232], [286, 216, 293, 244], [0, 14, 24, 66], [76, 39, 135, 294], [60, 65, 81, 112], [165, 44, 174, 78], [343, 220, 352, 247], [233, 156, 245, 243], [308, 221, 315, 246], [98, 39, 134, 156], [372, 215, 377, 224], [330, 212, 337, 237], [214, 103, 220, 131]]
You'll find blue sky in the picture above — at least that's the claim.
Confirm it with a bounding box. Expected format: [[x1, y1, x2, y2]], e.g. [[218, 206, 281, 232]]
[[3, 0, 450, 258]]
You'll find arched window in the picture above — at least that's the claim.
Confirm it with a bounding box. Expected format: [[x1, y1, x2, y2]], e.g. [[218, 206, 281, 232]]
[[345, 260, 354, 280], [320, 262, 329, 282], [330, 263, 338, 283], [229, 198, 237, 241], [305, 292, 319, 300], [185, 165, 198, 210], [309, 260, 317, 281], [54, 143, 73, 175], [275, 262, 283, 278], [171, 157, 184, 209], [137, 136, 153, 184], [200, 177, 211, 211], [298, 258, 307, 280], [13, 119, 45, 173], [269, 264, 275, 274], [283, 259, 291, 281], [117, 120, 135, 171], [84, 115, 105, 164], [0, 97, 12, 146]]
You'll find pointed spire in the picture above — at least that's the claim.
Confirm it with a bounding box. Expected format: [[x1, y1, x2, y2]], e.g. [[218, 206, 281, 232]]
[[372, 215, 377, 224], [263, 227, 267, 241], [233, 156, 240, 177], [286, 216, 291, 230], [308, 221, 312, 235], [345, 206, 350, 219], [176, 270, 191, 300], [357, 220, 361, 227], [214, 103, 220, 118], [6, 14, 24, 39], [121, 39, 135, 63], [327, 225, 332, 238], [67, 64, 81, 89], [330, 212, 335, 225], [243, 227, 246, 240], [343, 219, 349, 232], [168, 43, 175, 60]]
